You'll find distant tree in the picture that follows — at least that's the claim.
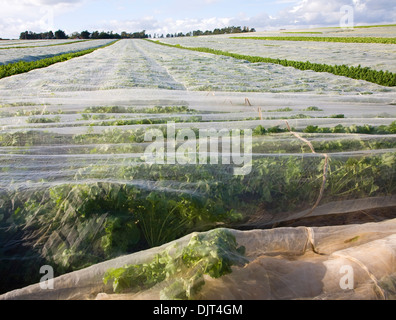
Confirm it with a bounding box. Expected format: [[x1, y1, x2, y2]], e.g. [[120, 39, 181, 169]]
[[80, 30, 91, 39], [93, 31, 121, 39], [187, 26, 256, 37], [98, 31, 109, 39], [19, 31, 28, 40], [91, 31, 100, 39], [70, 32, 81, 39], [130, 30, 148, 38], [17, 25, 256, 41], [55, 29, 67, 39]]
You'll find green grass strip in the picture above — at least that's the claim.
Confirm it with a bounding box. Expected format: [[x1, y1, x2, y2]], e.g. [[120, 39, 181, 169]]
[[0, 40, 91, 50], [338, 24, 396, 29], [147, 39, 396, 87], [0, 40, 119, 79], [282, 32, 323, 34], [230, 36, 396, 44]]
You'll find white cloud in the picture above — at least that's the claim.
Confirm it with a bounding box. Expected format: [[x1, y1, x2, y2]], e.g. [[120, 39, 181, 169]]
[[141, 0, 395, 33], [0, 0, 87, 38], [224, 0, 396, 31], [274, 0, 396, 28]]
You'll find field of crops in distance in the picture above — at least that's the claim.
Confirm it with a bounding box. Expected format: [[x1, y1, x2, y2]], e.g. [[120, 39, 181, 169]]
[[160, 26, 396, 73], [0, 39, 115, 65], [0, 39, 90, 49]]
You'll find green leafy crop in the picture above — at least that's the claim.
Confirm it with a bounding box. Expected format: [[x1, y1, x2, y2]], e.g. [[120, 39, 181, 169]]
[[82, 105, 194, 114], [103, 228, 247, 300]]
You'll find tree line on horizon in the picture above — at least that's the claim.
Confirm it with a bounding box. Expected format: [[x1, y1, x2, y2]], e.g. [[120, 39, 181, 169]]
[[157, 26, 256, 38], [19, 30, 149, 40], [18, 26, 255, 40]]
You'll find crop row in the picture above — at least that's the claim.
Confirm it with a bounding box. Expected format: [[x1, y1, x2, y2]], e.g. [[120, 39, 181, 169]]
[[149, 40, 396, 87], [230, 36, 396, 44], [0, 40, 90, 50], [0, 40, 118, 80], [1, 121, 396, 148], [253, 121, 396, 135], [83, 106, 194, 114]]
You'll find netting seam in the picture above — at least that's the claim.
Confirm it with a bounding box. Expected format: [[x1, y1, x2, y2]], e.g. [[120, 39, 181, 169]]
[[305, 227, 324, 256], [284, 120, 329, 218]]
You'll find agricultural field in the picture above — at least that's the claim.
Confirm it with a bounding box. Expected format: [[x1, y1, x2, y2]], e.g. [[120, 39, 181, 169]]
[[0, 39, 86, 49], [0, 39, 115, 65], [0, 26, 396, 300], [160, 26, 396, 73]]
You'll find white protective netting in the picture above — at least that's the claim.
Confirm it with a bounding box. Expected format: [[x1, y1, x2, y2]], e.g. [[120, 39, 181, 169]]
[[0, 36, 395, 300], [0, 40, 115, 65], [160, 26, 396, 73]]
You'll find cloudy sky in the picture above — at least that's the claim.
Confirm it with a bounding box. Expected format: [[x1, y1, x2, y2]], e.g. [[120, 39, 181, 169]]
[[0, 0, 395, 39]]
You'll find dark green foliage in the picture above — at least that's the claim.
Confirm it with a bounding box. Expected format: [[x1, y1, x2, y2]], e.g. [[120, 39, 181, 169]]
[[158, 26, 255, 38], [54, 30, 67, 39], [20, 30, 55, 40], [80, 31, 91, 39], [91, 30, 148, 39]]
